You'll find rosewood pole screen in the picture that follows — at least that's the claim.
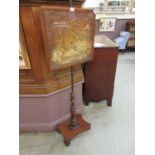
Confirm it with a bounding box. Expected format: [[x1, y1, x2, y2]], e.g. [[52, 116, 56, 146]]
[[40, 6, 95, 70]]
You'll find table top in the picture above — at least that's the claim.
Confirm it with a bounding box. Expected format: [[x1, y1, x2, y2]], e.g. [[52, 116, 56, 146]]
[[94, 35, 118, 48]]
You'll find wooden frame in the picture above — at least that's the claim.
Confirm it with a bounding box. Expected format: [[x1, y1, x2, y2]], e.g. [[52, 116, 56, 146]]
[[40, 6, 95, 70], [99, 17, 116, 32], [19, 20, 31, 69]]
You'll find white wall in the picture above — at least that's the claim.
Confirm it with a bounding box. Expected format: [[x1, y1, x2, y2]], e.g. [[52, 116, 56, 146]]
[[83, 0, 105, 8]]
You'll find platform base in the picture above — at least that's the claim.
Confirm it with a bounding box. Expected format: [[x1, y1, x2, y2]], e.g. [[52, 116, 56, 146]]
[[57, 114, 90, 146]]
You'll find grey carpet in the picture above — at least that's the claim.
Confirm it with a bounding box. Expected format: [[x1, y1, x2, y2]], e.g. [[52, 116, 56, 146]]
[[20, 52, 135, 155]]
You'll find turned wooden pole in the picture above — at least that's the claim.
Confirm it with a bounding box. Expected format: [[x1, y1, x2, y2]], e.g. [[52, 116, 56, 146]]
[[69, 0, 73, 6], [70, 66, 78, 129]]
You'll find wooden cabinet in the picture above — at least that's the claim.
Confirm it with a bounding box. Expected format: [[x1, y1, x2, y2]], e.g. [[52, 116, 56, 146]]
[[126, 19, 135, 50], [83, 35, 118, 106]]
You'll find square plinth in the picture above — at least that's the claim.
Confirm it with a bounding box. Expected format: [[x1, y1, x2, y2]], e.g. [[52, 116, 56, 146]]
[[57, 114, 91, 146]]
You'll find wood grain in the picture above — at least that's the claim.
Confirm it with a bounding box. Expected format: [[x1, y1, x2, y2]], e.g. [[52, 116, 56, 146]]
[[57, 114, 90, 146], [19, 4, 84, 94], [83, 36, 118, 106]]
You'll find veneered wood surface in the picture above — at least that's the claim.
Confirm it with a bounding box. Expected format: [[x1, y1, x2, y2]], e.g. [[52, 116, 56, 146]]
[[83, 36, 118, 106], [19, 5, 84, 94]]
